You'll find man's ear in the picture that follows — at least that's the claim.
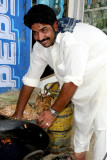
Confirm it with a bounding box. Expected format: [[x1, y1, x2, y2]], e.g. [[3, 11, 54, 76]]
[[53, 21, 58, 32]]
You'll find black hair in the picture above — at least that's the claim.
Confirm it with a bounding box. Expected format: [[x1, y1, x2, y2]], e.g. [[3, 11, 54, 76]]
[[24, 4, 57, 29]]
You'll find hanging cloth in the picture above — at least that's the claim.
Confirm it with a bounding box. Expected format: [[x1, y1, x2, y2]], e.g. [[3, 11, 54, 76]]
[[57, 17, 81, 33]]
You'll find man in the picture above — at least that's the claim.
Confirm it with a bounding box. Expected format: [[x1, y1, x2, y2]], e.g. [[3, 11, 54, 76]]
[[13, 4, 107, 160]]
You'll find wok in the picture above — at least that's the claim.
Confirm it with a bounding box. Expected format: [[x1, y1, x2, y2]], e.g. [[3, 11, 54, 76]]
[[0, 116, 50, 160]]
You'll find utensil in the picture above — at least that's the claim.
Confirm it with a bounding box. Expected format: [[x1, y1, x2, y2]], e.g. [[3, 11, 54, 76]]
[[0, 118, 49, 160]]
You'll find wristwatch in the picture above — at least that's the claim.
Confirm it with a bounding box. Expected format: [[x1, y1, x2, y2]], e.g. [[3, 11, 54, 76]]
[[49, 108, 58, 117]]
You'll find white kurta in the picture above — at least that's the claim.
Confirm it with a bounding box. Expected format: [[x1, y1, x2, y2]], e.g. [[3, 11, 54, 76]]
[[23, 23, 107, 153]]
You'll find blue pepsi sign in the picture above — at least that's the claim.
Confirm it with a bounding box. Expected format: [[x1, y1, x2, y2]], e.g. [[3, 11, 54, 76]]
[[0, 0, 31, 93]]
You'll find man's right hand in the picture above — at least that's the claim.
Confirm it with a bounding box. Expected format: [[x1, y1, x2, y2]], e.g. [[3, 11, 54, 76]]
[[12, 112, 23, 119], [12, 85, 34, 120]]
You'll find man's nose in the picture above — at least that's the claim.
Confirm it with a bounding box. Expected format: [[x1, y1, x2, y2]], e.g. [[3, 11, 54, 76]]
[[37, 32, 44, 41]]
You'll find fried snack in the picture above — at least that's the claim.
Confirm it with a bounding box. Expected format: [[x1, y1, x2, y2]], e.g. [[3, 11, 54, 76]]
[[0, 95, 55, 120], [0, 104, 38, 120], [33, 95, 55, 110]]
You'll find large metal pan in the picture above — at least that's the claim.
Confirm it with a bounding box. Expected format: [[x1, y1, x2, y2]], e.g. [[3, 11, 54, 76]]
[[0, 116, 49, 160]]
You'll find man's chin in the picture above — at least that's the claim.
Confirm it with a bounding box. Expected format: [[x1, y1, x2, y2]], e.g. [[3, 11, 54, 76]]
[[40, 42, 53, 48]]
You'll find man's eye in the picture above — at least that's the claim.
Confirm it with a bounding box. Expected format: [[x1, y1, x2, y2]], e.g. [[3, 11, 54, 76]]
[[33, 31, 38, 35], [42, 28, 47, 33]]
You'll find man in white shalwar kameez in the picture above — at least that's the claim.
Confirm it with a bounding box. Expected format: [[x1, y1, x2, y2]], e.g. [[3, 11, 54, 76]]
[[13, 4, 107, 160]]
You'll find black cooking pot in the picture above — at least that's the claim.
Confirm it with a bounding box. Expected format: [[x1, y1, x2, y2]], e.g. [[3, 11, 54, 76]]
[[0, 116, 49, 160]]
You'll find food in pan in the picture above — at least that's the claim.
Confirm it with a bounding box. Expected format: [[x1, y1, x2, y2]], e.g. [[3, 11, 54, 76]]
[[1, 138, 12, 145]]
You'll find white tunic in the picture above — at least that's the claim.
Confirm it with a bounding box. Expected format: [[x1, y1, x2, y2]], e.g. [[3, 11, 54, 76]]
[[23, 23, 107, 152]]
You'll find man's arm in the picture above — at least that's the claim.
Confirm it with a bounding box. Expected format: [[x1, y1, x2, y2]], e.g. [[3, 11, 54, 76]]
[[37, 82, 77, 128], [13, 85, 34, 119], [52, 82, 77, 113]]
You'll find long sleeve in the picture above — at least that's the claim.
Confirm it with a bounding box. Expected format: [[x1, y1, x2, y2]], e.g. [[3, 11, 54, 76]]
[[22, 43, 47, 87]]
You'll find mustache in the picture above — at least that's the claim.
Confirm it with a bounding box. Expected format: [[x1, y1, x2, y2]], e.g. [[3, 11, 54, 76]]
[[37, 38, 50, 43]]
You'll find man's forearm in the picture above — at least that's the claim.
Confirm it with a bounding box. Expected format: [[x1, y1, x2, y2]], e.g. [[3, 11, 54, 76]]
[[14, 85, 34, 117], [36, 82, 77, 129], [51, 82, 77, 113]]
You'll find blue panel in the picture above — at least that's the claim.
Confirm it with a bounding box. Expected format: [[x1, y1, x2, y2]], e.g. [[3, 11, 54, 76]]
[[0, 0, 32, 93]]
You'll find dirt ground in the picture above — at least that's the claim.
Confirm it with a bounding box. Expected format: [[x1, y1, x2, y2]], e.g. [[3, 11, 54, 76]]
[[0, 89, 94, 160]]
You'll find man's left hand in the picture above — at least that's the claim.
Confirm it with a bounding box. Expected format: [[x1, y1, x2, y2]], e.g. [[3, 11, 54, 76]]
[[36, 109, 57, 129]]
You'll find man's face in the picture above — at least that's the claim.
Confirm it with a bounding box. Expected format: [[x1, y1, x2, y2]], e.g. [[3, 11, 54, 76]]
[[31, 21, 58, 48]]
